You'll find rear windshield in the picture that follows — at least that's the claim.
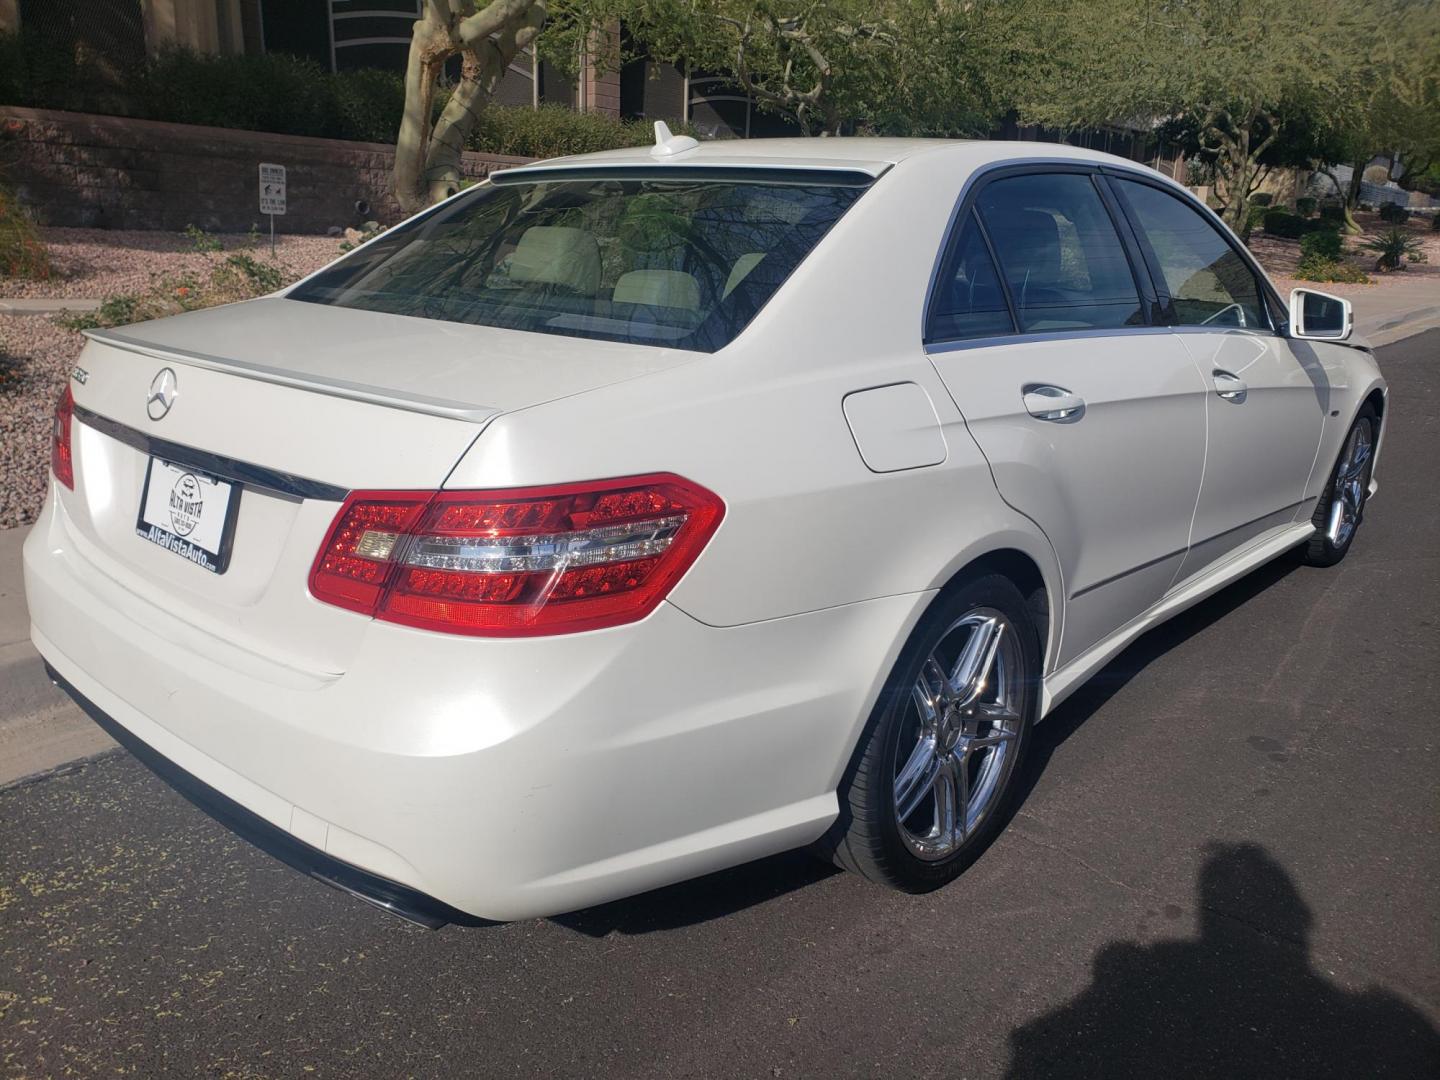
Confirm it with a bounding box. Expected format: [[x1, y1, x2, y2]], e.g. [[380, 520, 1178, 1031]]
[[288, 169, 871, 352]]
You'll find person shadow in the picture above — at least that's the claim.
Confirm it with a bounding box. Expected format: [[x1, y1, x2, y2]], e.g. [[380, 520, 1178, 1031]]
[[1004, 842, 1440, 1078]]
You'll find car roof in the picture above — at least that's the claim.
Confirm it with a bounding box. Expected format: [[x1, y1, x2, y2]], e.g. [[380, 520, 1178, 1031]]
[[492, 137, 1145, 181]]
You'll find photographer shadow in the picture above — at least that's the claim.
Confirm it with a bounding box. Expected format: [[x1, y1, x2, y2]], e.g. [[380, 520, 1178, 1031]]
[[1004, 841, 1440, 1078]]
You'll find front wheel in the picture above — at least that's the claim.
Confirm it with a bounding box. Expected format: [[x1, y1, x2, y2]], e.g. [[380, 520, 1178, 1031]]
[[823, 574, 1039, 893], [1303, 407, 1377, 567]]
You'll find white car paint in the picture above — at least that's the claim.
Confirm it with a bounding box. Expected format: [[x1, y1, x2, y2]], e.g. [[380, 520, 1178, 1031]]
[[24, 138, 1386, 921]]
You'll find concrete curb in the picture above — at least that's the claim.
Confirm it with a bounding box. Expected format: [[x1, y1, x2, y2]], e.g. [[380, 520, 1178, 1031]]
[[0, 526, 117, 786], [0, 298, 103, 316]]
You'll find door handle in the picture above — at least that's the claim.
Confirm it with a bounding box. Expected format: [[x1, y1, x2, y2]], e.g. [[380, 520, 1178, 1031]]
[[1213, 369, 1248, 401], [1022, 385, 1086, 421]]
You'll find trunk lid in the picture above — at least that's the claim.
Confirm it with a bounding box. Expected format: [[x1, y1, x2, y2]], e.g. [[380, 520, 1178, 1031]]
[[60, 298, 690, 676]]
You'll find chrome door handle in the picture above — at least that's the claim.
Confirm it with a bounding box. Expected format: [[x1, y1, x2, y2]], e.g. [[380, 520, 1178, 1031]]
[[1213, 369, 1249, 401], [1022, 385, 1086, 421]]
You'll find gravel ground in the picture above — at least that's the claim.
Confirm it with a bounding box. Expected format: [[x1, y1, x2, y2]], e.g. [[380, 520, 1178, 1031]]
[[0, 228, 341, 301], [0, 228, 338, 529], [0, 314, 76, 528], [1255, 210, 1440, 296]]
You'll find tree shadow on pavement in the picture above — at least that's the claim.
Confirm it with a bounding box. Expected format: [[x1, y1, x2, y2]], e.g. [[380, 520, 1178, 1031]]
[[1004, 841, 1440, 1078]]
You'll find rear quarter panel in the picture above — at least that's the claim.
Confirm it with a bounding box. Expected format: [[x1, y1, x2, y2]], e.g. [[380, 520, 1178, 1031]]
[[442, 148, 1066, 662]]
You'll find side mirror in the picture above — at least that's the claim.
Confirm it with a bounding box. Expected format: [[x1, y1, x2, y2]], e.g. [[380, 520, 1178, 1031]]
[[1289, 288, 1351, 341]]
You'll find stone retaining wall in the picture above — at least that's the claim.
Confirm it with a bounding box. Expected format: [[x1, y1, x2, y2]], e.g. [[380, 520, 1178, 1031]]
[[0, 106, 533, 234]]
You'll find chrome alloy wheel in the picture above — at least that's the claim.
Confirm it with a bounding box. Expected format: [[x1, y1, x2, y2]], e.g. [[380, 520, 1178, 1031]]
[[1326, 419, 1373, 547], [892, 609, 1025, 861]]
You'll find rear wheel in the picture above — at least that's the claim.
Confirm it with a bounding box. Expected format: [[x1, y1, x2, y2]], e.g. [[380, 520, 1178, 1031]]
[[825, 574, 1039, 892], [1303, 407, 1376, 567]]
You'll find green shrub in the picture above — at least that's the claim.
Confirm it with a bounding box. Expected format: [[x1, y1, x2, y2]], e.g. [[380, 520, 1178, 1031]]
[[184, 224, 223, 253], [1363, 227, 1422, 270], [136, 49, 335, 137], [58, 294, 142, 331], [1320, 204, 1347, 225], [466, 103, 655, 159], [218, 252, 284, 294], [1295, 197, 1317, 217], [59, 248, 298, 330], [0, 33, 672, 160], [1378, 202, 1410, 224], [330, 67, 407, 143], [1263, 210, 1306, 238], [1300, 229, 1343, 261], [1294, 254, 1369, 284], [1250, 192, 1274, 207], [1431, 213, 1440, 231], [0, 183, 51, 280]]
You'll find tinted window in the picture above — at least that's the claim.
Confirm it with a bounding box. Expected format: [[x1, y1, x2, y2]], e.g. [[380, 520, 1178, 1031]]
[[289, 172, 868, 353], [976, 173, 1143, 333], [926, 211, 1014, 342], [1114, 178, 1266, 329]]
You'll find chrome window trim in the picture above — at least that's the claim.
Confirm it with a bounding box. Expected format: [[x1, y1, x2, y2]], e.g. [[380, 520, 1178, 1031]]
[[921, 156, 1291, 349], [924, 324, 1178, 356], [74, 404, 350, 503]]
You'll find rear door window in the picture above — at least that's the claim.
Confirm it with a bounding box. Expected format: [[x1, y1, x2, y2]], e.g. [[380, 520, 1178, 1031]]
[[976, 173, 1144, 333], [1110, 178, 1268, 330], [926, 211, 1015, 342]]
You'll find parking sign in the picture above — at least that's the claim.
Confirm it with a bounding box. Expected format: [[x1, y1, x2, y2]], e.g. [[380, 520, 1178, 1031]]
[[259, 163, 286, 215]]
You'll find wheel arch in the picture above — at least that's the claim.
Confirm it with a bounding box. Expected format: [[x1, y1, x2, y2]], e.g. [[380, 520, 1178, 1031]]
[[929, 539, 1062, 675]]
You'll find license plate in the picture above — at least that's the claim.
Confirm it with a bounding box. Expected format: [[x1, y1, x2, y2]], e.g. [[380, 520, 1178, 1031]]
[[135, 458, 241, 574]]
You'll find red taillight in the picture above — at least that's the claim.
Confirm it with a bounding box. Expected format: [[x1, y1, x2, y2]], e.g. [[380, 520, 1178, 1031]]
[[51, 385, 74, 489], [309, 474, 724, 636]]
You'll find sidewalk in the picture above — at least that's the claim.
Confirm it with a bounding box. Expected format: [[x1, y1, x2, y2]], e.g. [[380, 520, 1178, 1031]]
[[0, 526, 115, 786], [1347, 276, 1440, 347], [0, 298, 103, 316]]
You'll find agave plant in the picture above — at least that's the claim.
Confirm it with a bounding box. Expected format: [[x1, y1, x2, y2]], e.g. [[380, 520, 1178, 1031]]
[[1362, 228, 1423, 271]]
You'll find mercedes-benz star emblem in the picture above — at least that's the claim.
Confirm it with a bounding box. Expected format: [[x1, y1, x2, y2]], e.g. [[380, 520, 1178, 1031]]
[[147, 368, 178, 421]]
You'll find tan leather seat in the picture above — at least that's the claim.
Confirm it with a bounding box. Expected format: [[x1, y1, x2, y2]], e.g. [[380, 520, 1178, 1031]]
[[508, 226, 602, 295], [612, 269, 701, 310]]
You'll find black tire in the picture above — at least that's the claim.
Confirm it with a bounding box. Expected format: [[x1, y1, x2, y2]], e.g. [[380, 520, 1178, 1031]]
[[821, 573, 1040, 893], [1303, 405, 1378, 567]]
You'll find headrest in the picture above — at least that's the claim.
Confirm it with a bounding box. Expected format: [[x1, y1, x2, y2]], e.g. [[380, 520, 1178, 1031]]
[[722, 253, 767, 298], [612, 269, 700, 310], [986, 209, 1062, 286], [508, 226, 601, 294]]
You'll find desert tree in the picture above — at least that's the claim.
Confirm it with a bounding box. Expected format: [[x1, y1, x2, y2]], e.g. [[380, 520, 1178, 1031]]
[[1009, 0, 1365, 230], [1318, 0, 1440, 229], [393, 0, 549, 214], [621, 1, 998, 137]]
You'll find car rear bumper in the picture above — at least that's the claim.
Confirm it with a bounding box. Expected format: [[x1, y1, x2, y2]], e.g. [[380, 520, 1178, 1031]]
[[25, 491, 928, 921], [45, 664, 479, 929]]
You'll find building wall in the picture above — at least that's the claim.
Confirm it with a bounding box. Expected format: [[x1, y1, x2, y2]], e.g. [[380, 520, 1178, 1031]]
[[2, 106, 532, 233]]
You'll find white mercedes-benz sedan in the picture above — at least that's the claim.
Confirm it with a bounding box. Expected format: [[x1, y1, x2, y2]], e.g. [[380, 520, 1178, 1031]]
[[25, 132, 1386, 925]]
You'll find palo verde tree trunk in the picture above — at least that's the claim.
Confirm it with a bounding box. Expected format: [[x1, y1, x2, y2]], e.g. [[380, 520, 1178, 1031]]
[[1201, 108, 1279, 234], [394, 0, 548, 214]]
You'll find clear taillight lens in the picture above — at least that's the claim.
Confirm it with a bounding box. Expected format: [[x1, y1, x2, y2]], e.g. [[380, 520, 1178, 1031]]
[[309, 474, 724, 636], [51, 385, 74, 489]]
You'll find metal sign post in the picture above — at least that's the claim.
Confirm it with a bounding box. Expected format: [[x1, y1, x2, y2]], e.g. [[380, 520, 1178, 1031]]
[[258, 163, 287, 256]]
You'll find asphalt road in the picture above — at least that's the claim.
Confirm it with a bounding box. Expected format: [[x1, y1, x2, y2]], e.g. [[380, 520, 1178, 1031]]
[[3, 331, 1438, 1080]]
